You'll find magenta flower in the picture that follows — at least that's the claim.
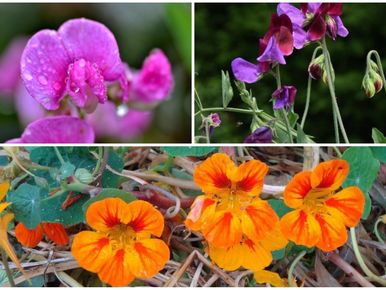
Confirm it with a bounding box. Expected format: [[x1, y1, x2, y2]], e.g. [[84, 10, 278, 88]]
[[231, 13, 306, 83], [277, 3, 348, 41], [7, 116, 95, 143], [87, 101, 152, 141], [272, 85, 297, 110], [20, 18, 127, 111], [244, 127, 273, 143], [129, 49, 174, 105], [0, 38, 28, 98], [208, 113, 221, 135]]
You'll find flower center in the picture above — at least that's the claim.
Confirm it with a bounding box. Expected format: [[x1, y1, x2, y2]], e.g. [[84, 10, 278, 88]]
[[303, 188, 333, 214], [108, 224, 137, 249]]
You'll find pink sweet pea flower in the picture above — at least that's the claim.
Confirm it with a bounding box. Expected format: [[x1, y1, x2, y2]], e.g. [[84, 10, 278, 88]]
[[87, 101, 152, 141], [128, 49, 174, 106], [7, 116, 95, 143], [0, 38, 28, 98], [20, 18, 127, 111]]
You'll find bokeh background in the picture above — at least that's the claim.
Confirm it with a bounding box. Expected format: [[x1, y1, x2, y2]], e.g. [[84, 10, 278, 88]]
[[195, 3, 386, 143], [0, 3, 191, 143]]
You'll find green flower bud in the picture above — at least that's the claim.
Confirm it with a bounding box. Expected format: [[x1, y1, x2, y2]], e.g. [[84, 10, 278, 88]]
[[362, 74, 376, 98], [369, 70, 383, 94], [75, 168, 94, 184], [308, 54, 325, 80], [369, 59, 380, 73]]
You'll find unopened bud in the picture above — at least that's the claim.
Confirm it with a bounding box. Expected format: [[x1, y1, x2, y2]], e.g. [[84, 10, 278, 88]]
[[308, 54, 325, 80], [369, 60, 380, 73], [322, 64, 335, 84], [369, 70, 383, 93], [74, 168, 93, 184], [362, 74, 376, 98]]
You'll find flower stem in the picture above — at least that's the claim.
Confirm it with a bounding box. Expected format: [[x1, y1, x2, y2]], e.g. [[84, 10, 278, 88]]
[[54, 147, 65, 166], [288, 250, 306, 287], [350, 227, 386, 286], [321, 37, 349, 143], [275, 65, 293, 143], [301, 46, 322, 129], [367, 50, 386, 95], [204, 119, 210, 144], [1, 248, 15, 287], [374, 218, 385, 244]]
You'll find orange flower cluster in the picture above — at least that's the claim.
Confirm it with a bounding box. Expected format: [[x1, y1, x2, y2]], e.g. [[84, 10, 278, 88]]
[[280, 160, 365, 251], [185, 153, 287, 271], [15, 222, 69, 248], [71, 198, 170, 287]]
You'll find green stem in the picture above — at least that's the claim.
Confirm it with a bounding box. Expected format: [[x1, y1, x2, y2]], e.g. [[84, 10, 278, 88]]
[[1, 248, 15, 287], [204, 119, 210, 144], [274, 65, 293, 143], [288, 250, 306, 287], [321, 37, 349, 143], [332, 103, 340, 143], [350, 227, 386, 286], [54, 147, 65, 166], [301, 46, 322, 129], [367, 50, 386, 95], [56, 271, 84, 287], [374, 218, 385, 244], [92, 147, 104, 177]]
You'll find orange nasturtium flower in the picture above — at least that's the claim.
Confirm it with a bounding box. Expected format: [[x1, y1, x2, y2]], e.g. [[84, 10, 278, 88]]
[[71, 198, 170, 287], [0, 182, 22, 269], [186, 153, 287, 271], [280, 160, 365, 251], [15, 222, 69, 248]]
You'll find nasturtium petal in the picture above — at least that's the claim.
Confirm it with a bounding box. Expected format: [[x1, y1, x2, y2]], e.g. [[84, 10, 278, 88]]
[[254, 270, 288, 287], [315, 212, 348, 251], [193, 153, 234, 196], [15, 223, 43, 248], [202, 210, 242, 248], [325, 187, 365, 227], [284, 171, 312, 208], [0, 202, 11, 214], [124, 200, 164, 237], [260, 224, 288, 252], [241, 199, 278, 241], [234, 160, 268, 196], [86, 197, 128, 232], [71, 231, 112, 273], [311, 160, 349, 190], [280, 209, 321, 248], [208, 243, 244, 271], [98, 249, 135, 287], [185, 196, 216, 231], [128, 239, 170, 278], [0, 213, 22, 270], [241, 239, 273, 271], [42, 223, 69, 246], [0, 182, 10, 201]]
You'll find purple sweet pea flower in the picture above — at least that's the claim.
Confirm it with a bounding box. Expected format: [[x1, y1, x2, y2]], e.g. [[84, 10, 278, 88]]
[[20, 18, 127, 111], [87, 101, 152, 141], [244, 126, 273, 143], [231, 58, 265, 84], [272, 85, 297, 110], [7, 116, 95, 143], [208, 113, 221, 135], [129, 49, 174, 105], [277, 3, 348, 42], [0, 38, 28, 98]]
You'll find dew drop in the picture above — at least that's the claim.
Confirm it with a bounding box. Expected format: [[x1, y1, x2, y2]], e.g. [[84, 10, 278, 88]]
[[23, 72, 33, 81], [38, 75, 48, 85], [117, 104, 128, 117]]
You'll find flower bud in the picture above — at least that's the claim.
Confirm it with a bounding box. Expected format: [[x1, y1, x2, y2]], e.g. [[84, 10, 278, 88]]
[[75, 168, 93, 184], [369, 70, 383, 93], [362, 74, 376, 98], [325, 15, 338, 40], [244, 126, 273, 143], [308, 54, 325, 80]]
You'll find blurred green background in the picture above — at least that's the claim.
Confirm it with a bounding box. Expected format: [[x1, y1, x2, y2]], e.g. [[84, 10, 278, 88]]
[[0, 3, 191, 143], [195, 3, 386, 143]]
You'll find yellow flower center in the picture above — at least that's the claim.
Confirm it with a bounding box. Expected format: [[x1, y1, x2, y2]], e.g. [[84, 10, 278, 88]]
[[108, 224, 137, 249], [303, 188, 333, 214]]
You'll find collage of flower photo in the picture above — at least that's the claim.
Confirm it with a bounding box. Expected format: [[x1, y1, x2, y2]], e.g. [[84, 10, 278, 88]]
[[0, 1, 385, 289]]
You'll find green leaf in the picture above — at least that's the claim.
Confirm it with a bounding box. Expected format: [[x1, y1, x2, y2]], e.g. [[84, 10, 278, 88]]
[[287, 111, 299, 128], [82, 188, 136, 212], [370, 147, 386, 163], [268, 199, 291, 218], [272, 248, 285, 260], [221, 70, 234, 108], [60, 162, 76, 179], [101, 149, 124, 188], [342, 147, 379, 219], [0, 156, 9, 166], [296, 124, 314, 143], [40, 192, 88, 226], [162, 146, 217, 157], [372, 128, 386, 143], [285, 241, 315, 256], [8, 184, 41, 229]]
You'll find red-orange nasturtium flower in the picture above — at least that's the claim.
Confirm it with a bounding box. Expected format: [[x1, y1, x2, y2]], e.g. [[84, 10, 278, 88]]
[[15, 222, 69, 248], [71, 198, 170, 287], [186, 153, 287, 271], [280, 160, 365, 251]]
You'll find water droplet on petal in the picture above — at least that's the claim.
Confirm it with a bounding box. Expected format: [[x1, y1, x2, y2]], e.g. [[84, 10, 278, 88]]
[[38, 75, 48, 85], [23, 72, 33, 81], [117, 104, 129, 117]]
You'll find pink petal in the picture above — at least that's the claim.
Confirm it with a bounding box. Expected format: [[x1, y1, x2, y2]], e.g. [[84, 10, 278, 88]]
[[130, 49, 174, 103], [20, 30, 70, 110], [58, 18, 123, 81], [18, 116, 95, 143]]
